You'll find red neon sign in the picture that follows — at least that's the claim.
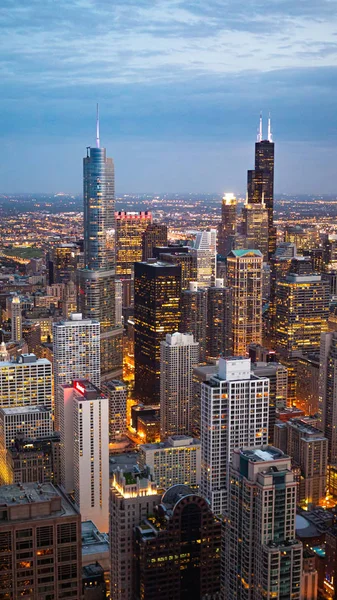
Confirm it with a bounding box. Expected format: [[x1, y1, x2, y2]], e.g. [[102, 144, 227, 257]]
[[74, 381, 85, 395]]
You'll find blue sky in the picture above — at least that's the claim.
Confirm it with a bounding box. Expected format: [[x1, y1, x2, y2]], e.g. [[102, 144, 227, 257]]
[[1, 0, 337, 194]]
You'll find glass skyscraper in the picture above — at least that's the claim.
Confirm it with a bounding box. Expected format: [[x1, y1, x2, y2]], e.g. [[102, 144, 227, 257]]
[[78, 115, 123, 381]]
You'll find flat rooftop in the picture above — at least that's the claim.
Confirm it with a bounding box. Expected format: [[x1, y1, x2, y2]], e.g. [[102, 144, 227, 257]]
[[140, 436, 200, 451], [0, 406, 51, 416], [241, 446, 288, 462], [81, 520, 109, 557], [0, 482, 77, 518]]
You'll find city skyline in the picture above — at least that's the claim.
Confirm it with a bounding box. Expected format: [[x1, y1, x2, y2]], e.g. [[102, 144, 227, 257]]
[[1, 0, 337, 193]]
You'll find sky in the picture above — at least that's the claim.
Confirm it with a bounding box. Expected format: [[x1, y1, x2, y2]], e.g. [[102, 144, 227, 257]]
[[1, 0, 337, 194]]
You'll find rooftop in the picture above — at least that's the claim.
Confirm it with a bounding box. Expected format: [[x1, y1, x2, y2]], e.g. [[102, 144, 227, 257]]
[[81, 520, 109, 557], [140, 436, 200, 451], [0, 405, 51, 416], [228, 249, 263, 258], [0, 482, 77, 518], [240, 446, 287, 462]]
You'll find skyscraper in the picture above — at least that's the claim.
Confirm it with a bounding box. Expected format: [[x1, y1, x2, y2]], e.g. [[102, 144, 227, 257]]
[[78, 109, 123, 381], [180, 282, 207, 362], [60, 380, 109, 532], [115, 211, 152, 276], [206, 278, 233, 360], [11, 295, 22, 342], [242, 201, 269, 260], [0, 353, 52, 411], [134, 261, 181, 404], [201, 357, 269, 515], [191, 228, 217, 288], [223, 447, 302, 600], [100, 379, 127, 441], [247, 114, 276, 258], [52, 313, 100, 428], [275, 266, 329, 403], [160, 332, 199, 439], [319, 331, 337, 466], [218, 192, 237, 257], [226, 249, 263, 356], [142, 223, 168, 260]]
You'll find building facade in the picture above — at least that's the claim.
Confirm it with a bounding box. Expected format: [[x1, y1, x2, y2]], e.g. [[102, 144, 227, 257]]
[[206, 279, 233, 361], [181, 282, 207, 362], [218, 193, 237, 257], [100, 379, 127, 441]]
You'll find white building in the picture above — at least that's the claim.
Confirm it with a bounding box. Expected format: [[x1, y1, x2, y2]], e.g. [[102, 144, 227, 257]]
[[0, 406, 53, 449], [100, 380, 127, 441], [191, 228, 217, 288], [201, 357, 269, 515], [52, 313, 100, 429], [110, 469, 161, 600], [60, 380, 109, 533], [0, 353, 52, 411], [223, 446, 302, 600], [138, 435, 201, 490], [11, 295, 22, 342], [160, 332, 199, 439]]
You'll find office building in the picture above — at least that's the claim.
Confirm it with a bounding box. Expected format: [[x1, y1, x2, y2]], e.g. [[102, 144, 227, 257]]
[[0, 482, 82, 599], [302, 549, 318, 600], [276, 418, 328, 507], [297, 352, 320, 415], [135, 485, 221, 600], [319, 332, 337, 466], [191, 363, 218, 438], [201, 357, 269, 515], [142, 223, 168, 260], [251, 361, 288, 443], [275, 268, 329, 403], [223, 447, 302, 600], [181, 282, 207, 362], [115, 211, 152, 276], [52, 313, 100, 428], [159, 250, 197, 290], [242, 201, 269, 260], [0, 353, 52, 410], [191, 228, 217, 287], [6, 432, 60, 485], [247, 115, 276, 257], [110, 469, 162, 600], [138, 435, 201, 489], [160, 332, 199, 439], [82, 563, 106, 600], [11, 294, 22, 342], [101, 379, 127, 441], [206, 278, 233, 360], [134, 261, 181, 404], [218, 192, 237, 257], [77, 115, 123, 381], [60, 380, 109, 532], [0, 405, 53, 450], [226, 249, 263, 356], [49, 243, 80, 284], [268, 243, 297, 339]]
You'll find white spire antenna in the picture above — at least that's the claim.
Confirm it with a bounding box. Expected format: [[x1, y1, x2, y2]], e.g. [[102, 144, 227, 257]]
[[268, 112, 273, 142], [257, 112, 263, 142], [96, 103, 100, 148]]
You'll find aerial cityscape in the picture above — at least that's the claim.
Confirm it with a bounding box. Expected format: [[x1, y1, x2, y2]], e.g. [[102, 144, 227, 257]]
[[1, 1, 337, 599]]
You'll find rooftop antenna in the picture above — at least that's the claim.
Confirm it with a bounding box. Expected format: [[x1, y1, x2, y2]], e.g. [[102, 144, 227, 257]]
[[268, 112, 273, 142], [96, 103, 100, 148], [257, 112, 263, 142]]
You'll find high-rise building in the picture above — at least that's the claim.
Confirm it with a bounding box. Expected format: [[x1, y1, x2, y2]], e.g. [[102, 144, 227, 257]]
[[134, 261, 181, 404], [52, 314, 100, 428], [115, 211, 152, 276], [319, 332, 337, 466], [49, 243, 80, 284], [6, 433, 60, 485], [223, 446, 302, 600], [78, 113, 123, 381], [275, 268, 329, 403], [0, 353, 52, 410], [296, 352, 320, 415], [0, 406, 53, 450], [11, 295, 22, 342], [268, 243, 297, 340], [242, 201, 269, 260], [159, 250, 197, 290], [142, 223, 168, 261], [226, 249, 263, 356], [138, 435, 201, 490], [274, 418, 328, 508], [191, 229, 217, 287], [247, 115, 276, 258], [110, 469, 162, 600], [191, 364, 218, 438], [218, 192, 237, 257], [181, 282, 207, 362], [100, 379, 127, 441], [134, 485, 221, 600], [0, 482, 82, 599], [60, 380, 109, 532], [201, 357, 269, 515], [206, 278, 233, 360], [160, 332, 199, 439], [251, 361, 288, 443]]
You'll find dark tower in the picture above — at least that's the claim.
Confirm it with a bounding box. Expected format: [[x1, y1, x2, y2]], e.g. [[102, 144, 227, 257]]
[[247, 114, 275, 258], [218, 193, 237, 257]]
